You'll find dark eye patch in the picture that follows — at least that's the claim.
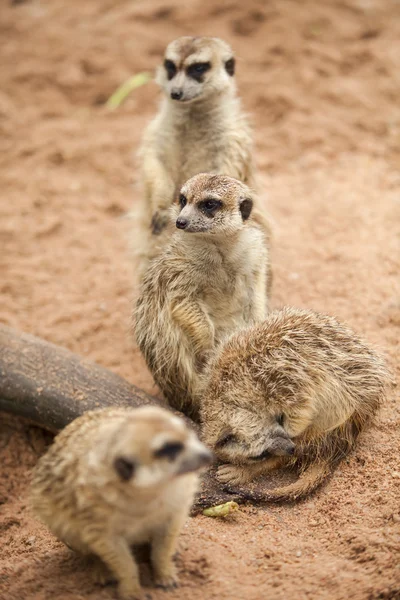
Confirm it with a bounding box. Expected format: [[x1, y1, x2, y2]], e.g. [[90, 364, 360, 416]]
[[114, 457, 135, 481], [187, 61, 211, 82], [277, 414, 285, 427], [164, 59, 177, 80], [198, 198, 222, 215], [179, 193, 187, 208], [249, 449, 273, 461], [215, 433, 237, 448], [225, 57, 235, 76], [154, 441, 184, 461]]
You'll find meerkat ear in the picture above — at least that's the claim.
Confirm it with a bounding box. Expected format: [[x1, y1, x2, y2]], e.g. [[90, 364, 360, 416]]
[[114, 457, 135, 481], [225, 57, 235, 76], [239, 197, 253, 221]]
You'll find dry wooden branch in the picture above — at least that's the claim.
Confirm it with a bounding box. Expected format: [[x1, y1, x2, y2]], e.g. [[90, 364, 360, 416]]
[[0, 324, 164, 432]]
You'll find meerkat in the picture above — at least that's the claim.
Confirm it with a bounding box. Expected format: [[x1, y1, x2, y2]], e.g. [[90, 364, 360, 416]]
[[133, 35, 271, 277], [201, 307, 389, 501], [134, 173, 270, 421], [30, 406, 212, 599]]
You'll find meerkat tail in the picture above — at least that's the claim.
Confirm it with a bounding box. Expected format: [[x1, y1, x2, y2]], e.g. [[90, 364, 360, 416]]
[[264, 461, 332, 501], [238, 461, 332, 504]]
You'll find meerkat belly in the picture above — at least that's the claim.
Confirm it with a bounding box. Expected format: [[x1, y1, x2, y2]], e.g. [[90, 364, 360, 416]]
[[113, 479, 194, 544], [110, 505, 171, 545], [204, 273, 255, 342]]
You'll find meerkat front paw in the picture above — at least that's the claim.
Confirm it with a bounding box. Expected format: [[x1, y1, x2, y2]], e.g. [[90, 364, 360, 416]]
[[92, 561, 116, 586], [153, 561, 178, 590], [151, 209, 170, 235], [154, 572, 179, 590], [216, 464, 251, 486]]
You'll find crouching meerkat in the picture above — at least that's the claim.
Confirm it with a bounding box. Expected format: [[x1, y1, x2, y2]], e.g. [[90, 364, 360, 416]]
[[201, 307, 389, 500], [134, 173, 270, 421], [133, 35, 271, 275], [30, 406, 212, 599]]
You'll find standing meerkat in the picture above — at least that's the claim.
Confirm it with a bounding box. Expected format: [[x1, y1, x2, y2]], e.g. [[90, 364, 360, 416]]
[[133, 35, 271, 272], [134, 173, 270, 421], [31, 406, 212, 600], [201, 307, 389, 500]]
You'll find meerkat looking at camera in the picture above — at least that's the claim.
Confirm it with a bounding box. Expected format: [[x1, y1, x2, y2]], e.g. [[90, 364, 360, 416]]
[[201, 307, 389, 500], [133, 35, 271, 275], [134, 173, 270, 421], [31, 406, 212, 600]]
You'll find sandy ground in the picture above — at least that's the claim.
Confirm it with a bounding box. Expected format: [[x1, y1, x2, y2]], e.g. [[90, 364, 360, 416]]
[[1, 0, 400, 598]]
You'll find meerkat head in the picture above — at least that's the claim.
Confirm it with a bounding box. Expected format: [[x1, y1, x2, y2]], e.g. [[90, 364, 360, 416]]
[[87, 407, 212, 489], [202, 407, 295, 467], [201, 365, 295, 466], [172, 173, 254, 236], [156, 36, 236, 104]]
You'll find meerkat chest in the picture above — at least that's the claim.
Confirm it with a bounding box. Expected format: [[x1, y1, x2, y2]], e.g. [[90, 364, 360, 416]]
[[110, 478, 196, 544], [165, 117, 228, 183], [179, 132, 222, 180], [201, 251, 259, 340]]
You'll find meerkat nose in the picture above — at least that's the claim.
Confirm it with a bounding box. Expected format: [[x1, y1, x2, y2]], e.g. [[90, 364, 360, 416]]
[[171, 90, 183, 100], [198, 448, 213, 467], [176, 217, 188, 229]]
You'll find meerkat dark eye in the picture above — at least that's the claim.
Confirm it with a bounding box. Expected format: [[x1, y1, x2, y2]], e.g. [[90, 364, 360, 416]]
[[204, 200, 220, 211], [215, 433, 237, 448], [277, 414, 285, 427], [225, 57, 235, 76], [164, 59, 177, 80], [187, 62, 211, 81], [199, 199, 222, 215], [154, 441, 184, 461], [114, 457, 135, 481], [179, 193, 187, 208]]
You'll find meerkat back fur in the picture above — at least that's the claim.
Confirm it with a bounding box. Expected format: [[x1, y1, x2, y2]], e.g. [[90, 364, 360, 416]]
[[133, 36, 271, 274], [134, 173, 269, 421], [31, 406, 212, 599], [201, 307, 389, 500]]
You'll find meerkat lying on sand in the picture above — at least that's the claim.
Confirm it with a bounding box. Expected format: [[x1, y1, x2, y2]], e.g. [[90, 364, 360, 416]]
[[201, 307, 389, 500], [31, 406, 212, 599], [134, 173, 270, 421], [134, 35, 271, 274]]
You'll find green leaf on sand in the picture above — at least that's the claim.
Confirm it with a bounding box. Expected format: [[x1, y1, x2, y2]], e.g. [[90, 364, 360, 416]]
[[106, 72, 152, 110], [203, 501, 239, 518]]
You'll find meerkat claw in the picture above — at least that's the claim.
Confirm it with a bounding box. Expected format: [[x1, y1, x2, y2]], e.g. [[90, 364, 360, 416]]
[[154, 575, 179, 590]]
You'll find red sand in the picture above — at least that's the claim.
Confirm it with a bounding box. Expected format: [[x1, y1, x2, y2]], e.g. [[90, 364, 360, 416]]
[[0, 0, 399, 598]]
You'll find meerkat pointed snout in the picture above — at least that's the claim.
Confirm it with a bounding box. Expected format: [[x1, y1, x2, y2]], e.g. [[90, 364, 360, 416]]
[[134, 173, 270, 421], [157, 36, 236, 104], [31, 407, 212, 599], [172, 173, 254, 236], [201, 307, 390, 500]]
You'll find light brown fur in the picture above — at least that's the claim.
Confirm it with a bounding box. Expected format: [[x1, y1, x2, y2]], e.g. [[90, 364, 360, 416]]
[[201, 307, 389, 500], [31, 406, 212, 599], [134, 173, 270, 421], [132, 36, 271, 276]]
